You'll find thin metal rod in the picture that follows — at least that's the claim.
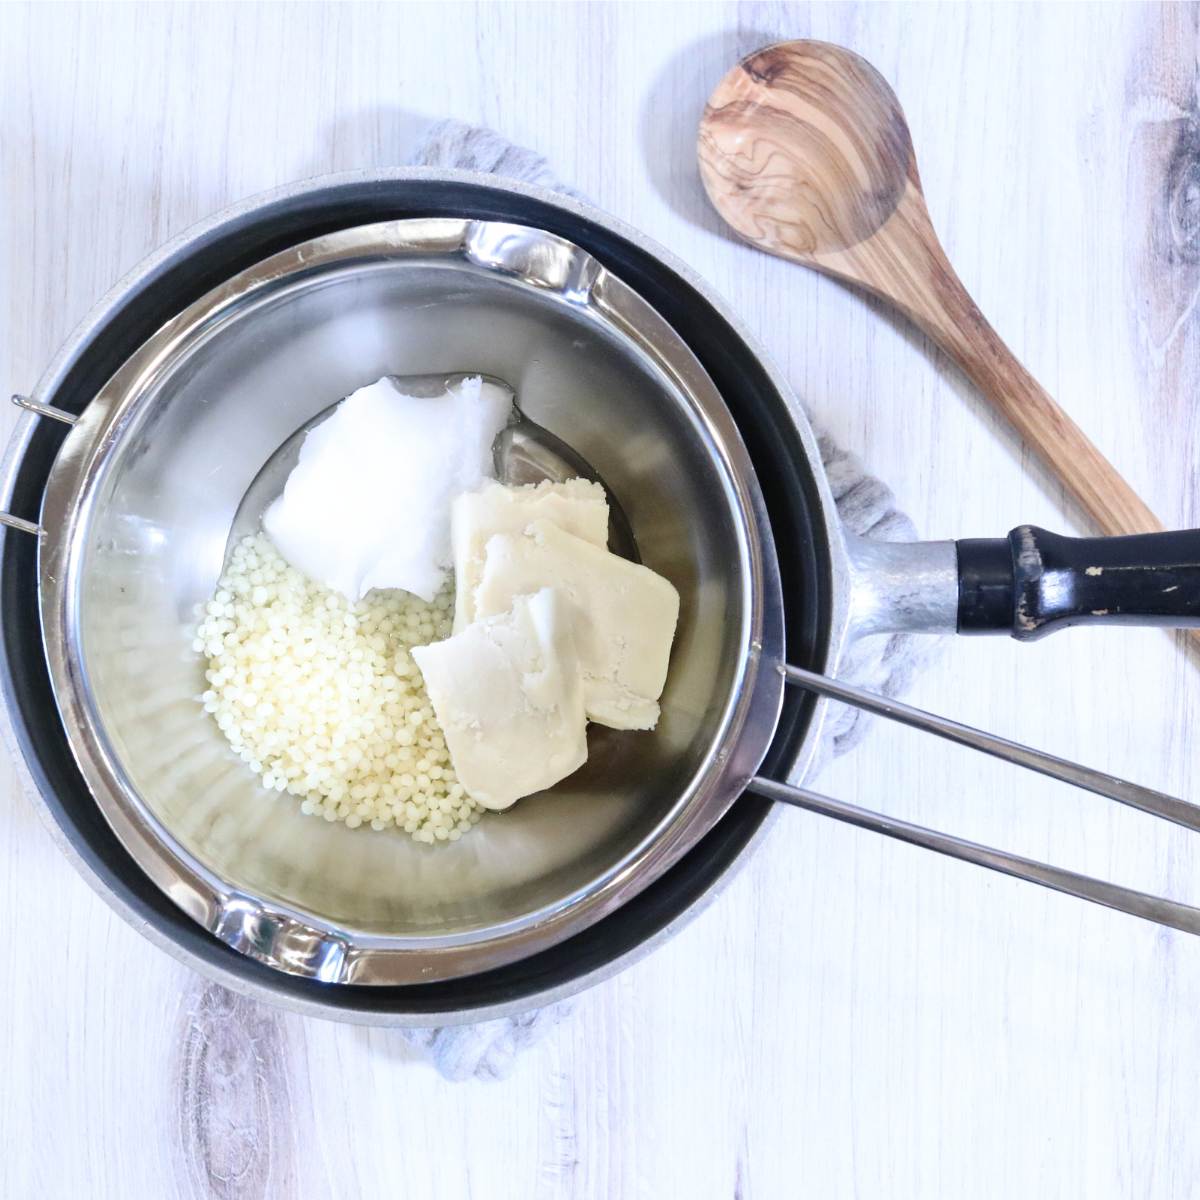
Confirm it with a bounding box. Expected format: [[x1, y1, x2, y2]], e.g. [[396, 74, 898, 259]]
[[746, 775, 1200, 936], [11, 394, 78, 425], [0, 512, 43, 537], [2, 395, 71, 537], [782, 663, 1200, 832]]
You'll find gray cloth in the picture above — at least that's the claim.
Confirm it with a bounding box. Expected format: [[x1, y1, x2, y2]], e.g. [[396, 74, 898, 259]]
[[398, 120, 936, 1080]]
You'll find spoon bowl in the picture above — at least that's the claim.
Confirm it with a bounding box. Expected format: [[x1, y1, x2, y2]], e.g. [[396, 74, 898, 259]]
[[699, 40, 916, 259]]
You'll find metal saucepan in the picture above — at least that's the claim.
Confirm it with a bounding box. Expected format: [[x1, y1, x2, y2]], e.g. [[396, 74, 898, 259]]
[[3, 170, 1199, 1025]]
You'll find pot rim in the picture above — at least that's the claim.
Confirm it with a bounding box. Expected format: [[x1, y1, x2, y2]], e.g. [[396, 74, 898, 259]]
[[1, 167, 849, 1022]]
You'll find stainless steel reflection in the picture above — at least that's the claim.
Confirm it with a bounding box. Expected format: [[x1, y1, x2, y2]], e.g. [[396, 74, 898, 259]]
[[35, 219, 786, 985]]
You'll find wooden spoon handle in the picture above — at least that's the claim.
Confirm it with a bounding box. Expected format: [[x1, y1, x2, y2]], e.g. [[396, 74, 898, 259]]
[[915, 264, 1160, 537]]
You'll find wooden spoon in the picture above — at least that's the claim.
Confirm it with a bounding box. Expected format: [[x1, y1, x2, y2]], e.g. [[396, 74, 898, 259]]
[[698, 39, 1162, 540]]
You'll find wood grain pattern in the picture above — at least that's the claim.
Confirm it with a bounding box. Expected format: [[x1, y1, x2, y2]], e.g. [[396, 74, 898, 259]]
[[3, 3, 1200, 1198], [699, 39, 1166, 540], [175, 983, 304, 1200]]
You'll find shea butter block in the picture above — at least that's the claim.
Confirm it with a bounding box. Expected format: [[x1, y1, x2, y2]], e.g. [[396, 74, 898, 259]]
[[450, 478, 610, 632], [473, 520, 680, 731], [412, 588, 588, 810]]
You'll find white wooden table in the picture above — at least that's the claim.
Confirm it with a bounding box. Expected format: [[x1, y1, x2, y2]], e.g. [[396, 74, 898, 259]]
[[3, 3, 1199, 1196]]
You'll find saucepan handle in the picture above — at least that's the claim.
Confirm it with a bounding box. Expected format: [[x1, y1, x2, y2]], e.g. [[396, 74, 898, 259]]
[[847, 526, 1200, 640], [958, 525, 1200, 639]]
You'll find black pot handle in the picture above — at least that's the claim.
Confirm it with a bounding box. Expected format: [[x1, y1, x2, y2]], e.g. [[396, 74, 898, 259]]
[[957, 526, 1200, 640]]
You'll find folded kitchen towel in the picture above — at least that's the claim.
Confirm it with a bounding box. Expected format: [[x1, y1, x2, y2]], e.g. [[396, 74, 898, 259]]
[[395, 120, 940, 1082]]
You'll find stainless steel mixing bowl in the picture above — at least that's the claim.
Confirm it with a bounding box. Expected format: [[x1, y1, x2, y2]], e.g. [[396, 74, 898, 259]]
[[26, 216, 790, 985]]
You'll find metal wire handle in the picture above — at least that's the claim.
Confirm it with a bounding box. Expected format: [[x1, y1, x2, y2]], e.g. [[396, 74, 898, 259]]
[[748, 665, 1200, 936], [0, 395, 78, 537]]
